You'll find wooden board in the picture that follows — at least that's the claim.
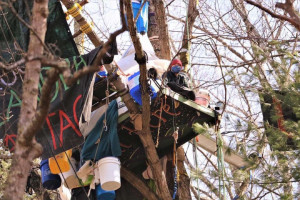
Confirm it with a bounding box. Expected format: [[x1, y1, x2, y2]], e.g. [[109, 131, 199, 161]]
[[196, 134, 248, 169]]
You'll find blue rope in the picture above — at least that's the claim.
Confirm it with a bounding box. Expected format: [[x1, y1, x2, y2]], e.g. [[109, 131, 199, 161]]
[[172, 166, 178, 200]]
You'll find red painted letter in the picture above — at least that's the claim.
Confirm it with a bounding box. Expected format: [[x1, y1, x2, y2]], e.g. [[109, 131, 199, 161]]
[[59, 110, 82, 147], [46, 112, 57, 149]]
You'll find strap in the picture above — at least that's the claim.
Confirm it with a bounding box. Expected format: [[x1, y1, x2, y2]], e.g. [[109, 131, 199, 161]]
[[134, 51, 148, 65]]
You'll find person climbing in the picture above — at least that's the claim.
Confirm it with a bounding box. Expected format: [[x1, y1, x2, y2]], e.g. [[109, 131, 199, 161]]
[[162, 58, 195, 100]]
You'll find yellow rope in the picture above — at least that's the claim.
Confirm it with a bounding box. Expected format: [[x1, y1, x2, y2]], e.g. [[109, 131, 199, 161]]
[[80, 23, 93, 34], [80, 34, 85, 53], [66, 3, 82, 18]]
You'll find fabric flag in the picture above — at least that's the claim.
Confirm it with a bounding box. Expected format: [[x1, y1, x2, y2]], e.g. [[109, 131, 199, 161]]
[[37, 47, 103, 159], [0, 0, 79, 155]]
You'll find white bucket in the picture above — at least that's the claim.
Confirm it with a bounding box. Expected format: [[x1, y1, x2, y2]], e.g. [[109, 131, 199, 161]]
[[98, 157, 121, 191]]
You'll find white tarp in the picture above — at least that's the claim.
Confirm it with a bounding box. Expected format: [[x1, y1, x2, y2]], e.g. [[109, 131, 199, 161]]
[[117, 34, 170, 78]]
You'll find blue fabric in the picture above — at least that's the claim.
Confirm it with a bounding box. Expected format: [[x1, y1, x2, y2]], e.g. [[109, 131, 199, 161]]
[[81, 100, 121, 161], [128, 71, 158, 105], [171, 65, 182, 73], [132, 1, 149, 33]]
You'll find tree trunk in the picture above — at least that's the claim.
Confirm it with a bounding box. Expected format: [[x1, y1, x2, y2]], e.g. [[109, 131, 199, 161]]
[[124, 0, 171, 199], [148, 1, 192, 199], [177, 147, 192, 200], [74, 21, 85, 54], [3, 0, 49, 199], [180, 0, 199, 72], [148, 0, 171, 60]]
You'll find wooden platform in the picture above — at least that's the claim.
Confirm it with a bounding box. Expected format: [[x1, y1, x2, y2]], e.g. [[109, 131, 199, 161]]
[[117, 88, 216, 171]]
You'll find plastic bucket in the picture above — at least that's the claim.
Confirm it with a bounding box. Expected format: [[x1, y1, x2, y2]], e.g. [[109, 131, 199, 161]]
[[98, 157, 121, 191], [59, 157, 78, 189], [60, 174, 94, 189], [96, 184, 116, 200], [128, 71, 158, 105], [49, 149, 72, 174], [40, 159, 61, 190], [132, 1, 149, 33], [195, 89, 210, 107]]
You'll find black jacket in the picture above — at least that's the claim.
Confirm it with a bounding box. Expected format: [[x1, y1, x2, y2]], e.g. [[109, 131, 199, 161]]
[[162, 71, 189, 88]]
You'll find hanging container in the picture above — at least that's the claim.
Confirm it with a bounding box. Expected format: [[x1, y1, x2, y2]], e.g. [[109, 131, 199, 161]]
[[132, 0, 149, 34], [40, 159, 61, 190], [58, 157, 79, 189], [60, 159, 95, 189], [96, 184, 116, 200], [195, 89, 210, 107], [49, 149, 72, 174], [97, 157, 121, 191], [60, 174, 94, 189], [127, 71, 158, 105]]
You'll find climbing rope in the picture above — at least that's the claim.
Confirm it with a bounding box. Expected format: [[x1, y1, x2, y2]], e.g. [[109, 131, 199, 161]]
[[216, 119, 226, 200], [172, 127, 179, 200], [155, 99, 164, 147], [92, 76, 110, 163]]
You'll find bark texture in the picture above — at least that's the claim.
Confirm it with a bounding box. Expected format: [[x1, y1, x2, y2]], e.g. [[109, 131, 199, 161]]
[[177, 147, 192, 200], [148, 0, 171, 60], [180, 0, 199, 72], [3, 0, 49, 199]]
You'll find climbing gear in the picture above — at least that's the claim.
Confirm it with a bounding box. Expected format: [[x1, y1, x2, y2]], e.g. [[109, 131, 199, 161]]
[[66, 3, 83, 18], [155, 99, 164, 147], [216, 118, 226, 200], [92, 77, 110, 162], [134, 51, 148, 65], [80, 22, 93, 34]]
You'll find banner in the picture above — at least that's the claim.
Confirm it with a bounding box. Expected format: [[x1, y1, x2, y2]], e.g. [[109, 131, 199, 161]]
[[0, 0, 83, 158]]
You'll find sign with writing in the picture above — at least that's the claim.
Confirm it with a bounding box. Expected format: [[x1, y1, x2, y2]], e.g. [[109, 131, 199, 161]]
[[0, 47, 101, 159], [117, 91, 216, 171]]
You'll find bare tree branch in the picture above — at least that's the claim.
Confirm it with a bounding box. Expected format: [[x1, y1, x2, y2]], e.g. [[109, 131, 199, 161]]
[[4, 0, 49, 199], [244, 0, 300, 31]]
